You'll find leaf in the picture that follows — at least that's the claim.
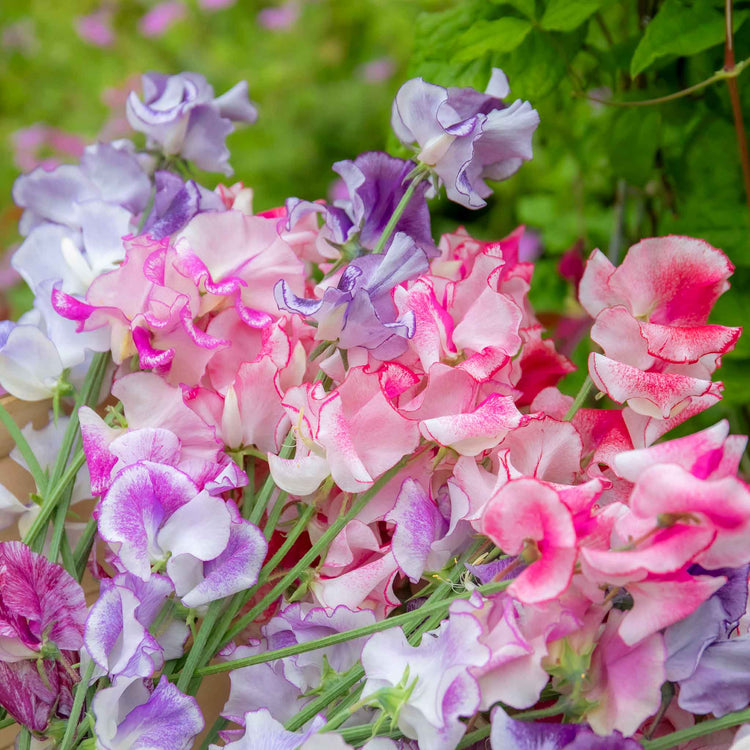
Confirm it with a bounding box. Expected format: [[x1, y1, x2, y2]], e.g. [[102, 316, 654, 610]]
[[488, 0, 537, 19], [541, 0, 609, 32], [608, 108, 662, 186], [454, 17, 533, 62], [492, 28, 573, 100], [630, 0, 749, 77]]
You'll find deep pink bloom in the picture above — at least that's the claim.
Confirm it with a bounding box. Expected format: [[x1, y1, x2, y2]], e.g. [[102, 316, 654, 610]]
[[0, 542, 86, 662], [482, 479, 577, 603]]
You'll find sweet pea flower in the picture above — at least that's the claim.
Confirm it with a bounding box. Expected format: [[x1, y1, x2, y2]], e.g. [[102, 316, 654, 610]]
[[286, 151, 436, 258], [85, 573, 189, 679], [361, 616, 489, 749], [97, 461, 266, 607], [92, 675, 203, 750], [579, 236, 739, 420], [126, 72, 258, 174], [0, 541, 87, 662], [275, 231, 429, 359], [482, 478, 578, 604], [391, 68, 539, 208], [490, 705, 641, 749]]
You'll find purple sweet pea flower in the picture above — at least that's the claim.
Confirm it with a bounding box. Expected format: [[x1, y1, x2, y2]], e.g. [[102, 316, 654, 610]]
[[287, 151, 436, 257], [265, 602, 377, 689], [275, 231, 428, 359], [141, 170, 225, 239], [0, 541, 87, 662], [361, 613, 489, 749], [97, 461, 266, 607], [391, 68, 539, 209], [85, 573, 188, 679], [126, 72, 257, 175], [665, 565, 750, 716], [93, 674, 203, 750], [490, 706, 641, 750], [212, 709, 326, 750]]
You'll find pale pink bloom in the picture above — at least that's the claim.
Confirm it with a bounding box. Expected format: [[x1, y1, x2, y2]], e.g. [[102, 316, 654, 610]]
[[584, 610, 665, 736], [269, 366, 420, 494], [451, 590, 587, 710], [12, 125, 86, 173], [257, 2, 299, 30], [138, 1, 186, 37], [75, 9, 115, 47], [359, 58, 395, 83]]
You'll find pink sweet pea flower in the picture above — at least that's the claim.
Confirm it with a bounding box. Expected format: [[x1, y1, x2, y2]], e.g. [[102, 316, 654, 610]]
[[269, 366, 421, 494], [578, 236, 739, 420], [482, 478, 577, 604], [138, 1, 186, 37]]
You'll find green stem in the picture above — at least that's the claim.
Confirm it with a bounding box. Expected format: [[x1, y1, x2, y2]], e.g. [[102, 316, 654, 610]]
[[197, 503, 318, 673], [176, 603, 226, 692], [17, 729, 31, 750], [0, 716, 14, 731], [73, 517, 98, 581], [642, 705, 750, 749], [457, 724, 491, 748], [582, 56, 750, 107], [198, 716, 228, 750], [0, 399, 47, 493], [248, 434, 294, 526], [338, 725, 404, 745], [313, 539, 488, 727], [564, 375, 593, 421], [371, 169, 428, 255], [25, 352, 109, 552], [196, 580, 507, 678], [58, 659, 95, 750], [23, 449, 86, 550]]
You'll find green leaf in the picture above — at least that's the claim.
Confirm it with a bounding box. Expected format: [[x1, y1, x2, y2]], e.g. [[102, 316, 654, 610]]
[[630, 0, 749, 77], [608, 108, 661, 186], [488, 0, 537, 19], [492, 28, 573, 100], [541, 0, 609, 32], [454, 17, 533, 62]]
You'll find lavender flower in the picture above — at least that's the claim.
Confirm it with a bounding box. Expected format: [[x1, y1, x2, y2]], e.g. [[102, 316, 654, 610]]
[[126, 72, 257, 174], [286, 151, 436, 257], [93, 675, 203, 749], [665, 564, 750, 716], [391, 68, 539, 208], [141, 170, 225, 239], [275, 231, 428, 359], [85, 573, 188, 679], [490, 706, 641, 749], [360, 613, 489, 749]]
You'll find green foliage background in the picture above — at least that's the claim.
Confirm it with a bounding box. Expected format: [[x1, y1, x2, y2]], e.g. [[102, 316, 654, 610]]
[[1, 0, 749, 436]]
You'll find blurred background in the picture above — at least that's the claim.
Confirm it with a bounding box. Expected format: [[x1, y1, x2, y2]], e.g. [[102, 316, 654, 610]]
[[1, 0, 749, 435]]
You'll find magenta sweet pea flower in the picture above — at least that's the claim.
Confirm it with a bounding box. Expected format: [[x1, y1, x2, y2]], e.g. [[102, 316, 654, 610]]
[[126, 72, 257, 174], [391, 68, 539, 208], [0, 541, 86, 662]]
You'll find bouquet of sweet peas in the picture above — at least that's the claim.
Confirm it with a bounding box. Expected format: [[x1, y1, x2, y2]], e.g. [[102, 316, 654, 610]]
[[0, 66, 747, 750]]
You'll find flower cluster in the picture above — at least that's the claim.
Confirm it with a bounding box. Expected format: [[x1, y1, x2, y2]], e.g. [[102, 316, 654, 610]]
[[0, 66, 747, 750]]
